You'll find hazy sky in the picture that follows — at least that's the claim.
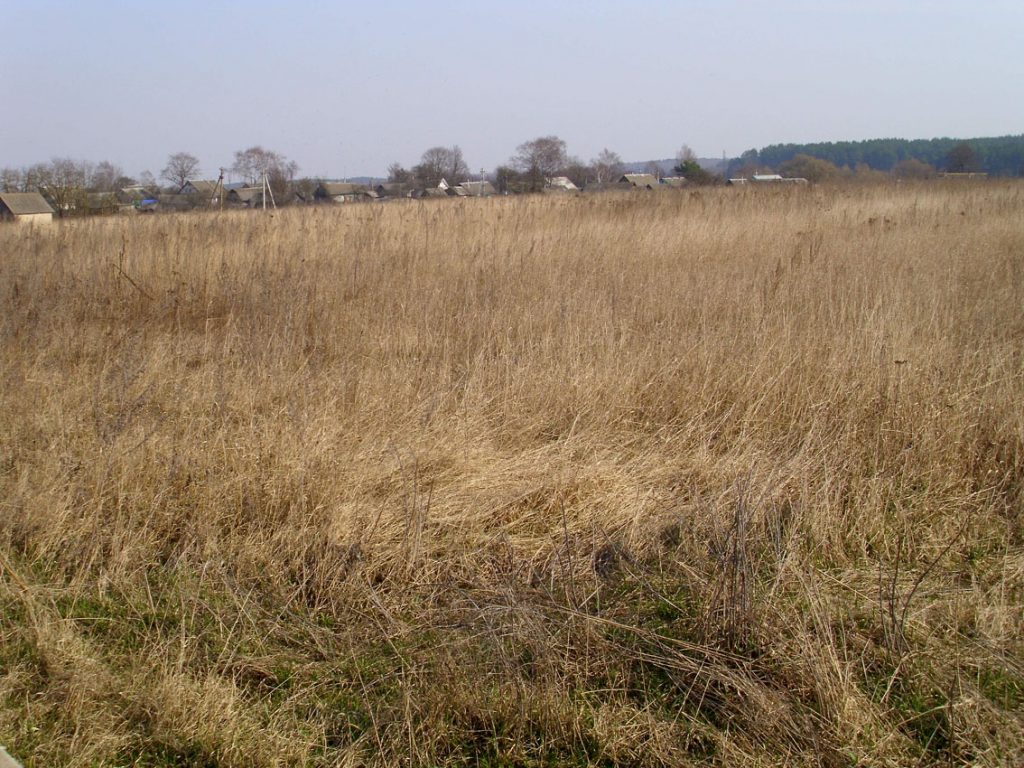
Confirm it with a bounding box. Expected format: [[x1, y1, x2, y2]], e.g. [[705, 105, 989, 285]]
[[2, 1, 1021, 180]]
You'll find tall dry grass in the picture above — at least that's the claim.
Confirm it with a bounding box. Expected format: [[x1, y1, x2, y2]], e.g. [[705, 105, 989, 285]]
[[1, 183, 1022, 766]]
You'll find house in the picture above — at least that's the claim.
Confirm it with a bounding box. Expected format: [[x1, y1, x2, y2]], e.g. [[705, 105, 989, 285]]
[[0, 192, 55, 224], [180, 179, 223, 204], [413, 187, 448, 199], [751, 174, 808, 184], [545, 176, 579, 192], [375, 182, 415, 198], [660, 176, 687, 189], [227, 186, 265, 207], [452, 180, 496, 197], [86, 192, 120, 216], [116, 186, 155, 209], [619, 173, 659, 189], [314, 182, 374, 203]]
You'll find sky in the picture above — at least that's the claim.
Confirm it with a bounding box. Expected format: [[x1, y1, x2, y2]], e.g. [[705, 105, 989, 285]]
[[2, 1, 1022, 180]]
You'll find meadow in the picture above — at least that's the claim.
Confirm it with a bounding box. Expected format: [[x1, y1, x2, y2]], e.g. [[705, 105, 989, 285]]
[[1, 183, 1022, 766]]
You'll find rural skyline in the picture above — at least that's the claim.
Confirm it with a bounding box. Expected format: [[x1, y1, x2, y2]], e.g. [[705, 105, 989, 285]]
[[3, 1, 1022, 179]]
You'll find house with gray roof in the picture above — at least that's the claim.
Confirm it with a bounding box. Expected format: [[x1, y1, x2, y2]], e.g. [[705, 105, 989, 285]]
[[227, 186, 265, 207], [180, 179, 223, 204], [451, 180, 496, 197], [619, 173, 659, 189], [545, 176, 579, 192], [0, 192, 55, 224], [375, 182, 416, 199], [314, 182, 375, 203]]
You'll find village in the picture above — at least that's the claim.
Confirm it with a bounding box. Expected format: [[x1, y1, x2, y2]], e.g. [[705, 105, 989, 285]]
[[0, 159, 815, 224], [0, 170, 814, 224]]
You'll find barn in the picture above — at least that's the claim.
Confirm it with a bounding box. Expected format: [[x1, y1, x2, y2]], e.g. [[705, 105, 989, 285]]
[[0, 192, 55, 224]]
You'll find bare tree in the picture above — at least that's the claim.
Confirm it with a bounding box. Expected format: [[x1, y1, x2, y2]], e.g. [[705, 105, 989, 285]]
[[138, 171, 157, 190], [413, 146, 469, 188], [512, 136, 568, 191], [387, 162, 412, 183], [232, 146, 298, 201], [561, 156, 590, 188], [162, 152, 201, 190], [23, 163, 51, 192], [590, 149, 623, 184], [39, 158, 90, 215], [0, 167, 24, 192], [90, 161, 124, 192]]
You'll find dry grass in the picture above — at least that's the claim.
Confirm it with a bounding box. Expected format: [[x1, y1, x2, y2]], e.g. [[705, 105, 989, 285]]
[[1, 183, 1022, 766]]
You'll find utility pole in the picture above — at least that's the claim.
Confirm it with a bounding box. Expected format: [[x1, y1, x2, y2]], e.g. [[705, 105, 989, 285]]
[[260, 170, 276, 210]]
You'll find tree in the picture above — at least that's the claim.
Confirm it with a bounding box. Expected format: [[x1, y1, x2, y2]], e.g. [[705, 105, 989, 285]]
[[23, 163, 51, 193], [90, 161, 124, 192], [292, 177, 318, 203], [892, 158, 935, 179], [387, 162, 412, 184], [852, 163, 888, 184], [413, 146, 469, 188], [512, 136, 568, 191], [561, 156, 590, 188], [589, 149, 623, 184], [493, 165, 524, 194], [162, 152, 201, 190], [0, 167, 24, 192], [38, 158, 90, 215], [232, 146, 298, 201], [778, 154, 840, 183], [673, 145, 718, 185], [945, 142, 979, 173]]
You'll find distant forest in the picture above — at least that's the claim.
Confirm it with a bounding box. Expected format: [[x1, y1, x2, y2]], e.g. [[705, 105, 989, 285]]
[[730, 134, 1024, 177]]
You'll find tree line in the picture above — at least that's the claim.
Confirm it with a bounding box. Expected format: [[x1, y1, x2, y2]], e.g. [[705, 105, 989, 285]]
[[1, 136, 720, 212], [4, 133, 1019, 215], [730, 134, 1024, 178]]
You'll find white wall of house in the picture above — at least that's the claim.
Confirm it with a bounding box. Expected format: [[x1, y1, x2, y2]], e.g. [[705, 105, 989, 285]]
[[10, 212, 53, 225]]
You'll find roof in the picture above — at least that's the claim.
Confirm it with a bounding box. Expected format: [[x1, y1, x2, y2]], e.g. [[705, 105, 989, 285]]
[[117, 186, 154, 203], [229, 186, 263, 203], [0, 191, 54, 215], [546, 176, 579, 191], [457, 180, 496, 196], [183, 179, 220, 194], [375, 182, 414, 196], [660, 176, 687, 188], [751, 174, 784, 182], [620, 173, 659, 188], [317, 182, 367, 196]]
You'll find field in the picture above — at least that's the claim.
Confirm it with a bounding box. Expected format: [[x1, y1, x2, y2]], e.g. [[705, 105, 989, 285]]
[[1, 183, 1022, 766]]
